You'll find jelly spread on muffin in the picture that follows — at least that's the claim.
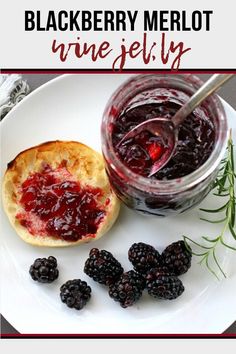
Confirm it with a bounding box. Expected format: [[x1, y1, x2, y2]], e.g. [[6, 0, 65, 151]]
[[17, 164, 106, 241]]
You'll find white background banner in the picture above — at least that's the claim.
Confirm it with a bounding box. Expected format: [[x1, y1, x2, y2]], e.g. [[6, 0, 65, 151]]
[[0, 0, 235, 70]]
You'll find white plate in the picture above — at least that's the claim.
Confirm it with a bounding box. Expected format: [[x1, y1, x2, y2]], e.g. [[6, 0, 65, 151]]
[[1, 74, 236, 334]]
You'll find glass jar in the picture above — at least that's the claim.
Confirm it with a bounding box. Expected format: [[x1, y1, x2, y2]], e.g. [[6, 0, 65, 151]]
[[101, 74, 228, 217]]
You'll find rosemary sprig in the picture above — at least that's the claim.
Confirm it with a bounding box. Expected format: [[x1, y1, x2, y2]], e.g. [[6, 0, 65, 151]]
[[183, 130, 236, 279]]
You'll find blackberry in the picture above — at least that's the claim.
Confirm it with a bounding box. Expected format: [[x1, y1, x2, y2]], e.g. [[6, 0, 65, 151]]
[[128, 242, 162, 274], [146, 267, 184, 300], [29, 256, 59, 283], [84, 248, 124, 286], [109, 270, 145, 308], [60, 279, 91, 310], [162, 240, 192, 276]]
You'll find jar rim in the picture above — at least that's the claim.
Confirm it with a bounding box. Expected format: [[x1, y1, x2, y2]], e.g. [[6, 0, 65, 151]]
[[101, 74, 229, 194]]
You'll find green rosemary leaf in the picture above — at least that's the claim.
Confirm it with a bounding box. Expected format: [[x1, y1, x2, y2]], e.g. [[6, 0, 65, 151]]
[[230, 135, 234, 171], [193, 251, 209, 257], [200, 217, 227, 224], [183, 236, 213, 250], [202, 236, 220, 243], [199, 254, 207, 265], [229, 223, 236, 240], [205, 255, 220, 280], [230, 202, 235, 228], [213, 192, 229, 197], [220, 238, 236, 251], [218, 162, 229, 194], [200, 202, 228, 213], [213, 249, 227, 278]]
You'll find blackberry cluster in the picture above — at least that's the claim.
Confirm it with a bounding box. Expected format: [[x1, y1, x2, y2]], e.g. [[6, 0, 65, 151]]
[[162, 240, 192, 276], [60, 279, 91, 310], [128, 242, 162, 274], [127, 240, 192, 301], [84, 248, 124, 286], [29, 256, 59, 283], [146, 267, 184, 300], [108, 271, 145, 308], [81, 241, 192, 307]]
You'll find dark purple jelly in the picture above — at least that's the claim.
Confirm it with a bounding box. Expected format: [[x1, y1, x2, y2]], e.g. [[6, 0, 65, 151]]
[[101, 75, 227, 217], [112, 98, 215, 180], [16, 165, 106, 241]]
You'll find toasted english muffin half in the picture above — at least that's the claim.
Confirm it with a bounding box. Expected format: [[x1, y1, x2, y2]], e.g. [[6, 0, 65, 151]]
[[2, 141, 120, 247]]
